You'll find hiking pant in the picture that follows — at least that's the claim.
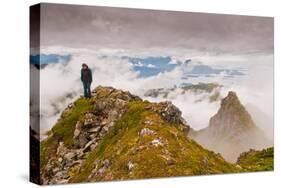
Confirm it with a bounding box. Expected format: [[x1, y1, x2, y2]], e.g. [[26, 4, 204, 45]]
[[83, 81, 91, 98]]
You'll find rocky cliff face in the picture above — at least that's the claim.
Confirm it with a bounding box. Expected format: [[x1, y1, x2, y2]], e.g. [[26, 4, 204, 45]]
[[190, 91, 271, 162], [40, 86, 242, 185]]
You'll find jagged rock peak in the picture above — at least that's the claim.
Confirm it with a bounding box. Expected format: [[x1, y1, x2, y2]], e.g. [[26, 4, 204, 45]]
[[221, 91, 241, 108], [211, 90, 255, 129], [189, 91, 269, 162]]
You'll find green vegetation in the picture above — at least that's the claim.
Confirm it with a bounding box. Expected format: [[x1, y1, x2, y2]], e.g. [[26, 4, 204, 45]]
[[50, 98, 93, 147], [40, 98, 92, 168], [40, 87, 273, 184], [70, 100, 240, 182], [237, 147, 274, 171], [69, 101, 148, 182], [40, 136, 58, 169]]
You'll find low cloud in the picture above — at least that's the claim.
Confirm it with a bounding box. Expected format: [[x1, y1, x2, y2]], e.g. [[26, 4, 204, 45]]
[[34, 46, 273, 141]]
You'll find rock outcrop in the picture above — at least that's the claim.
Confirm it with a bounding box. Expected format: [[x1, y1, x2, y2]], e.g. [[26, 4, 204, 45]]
[[40, 86, 242, 185]]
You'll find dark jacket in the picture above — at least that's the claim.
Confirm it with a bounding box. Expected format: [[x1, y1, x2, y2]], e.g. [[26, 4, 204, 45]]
[[81, 68, 92, 82]]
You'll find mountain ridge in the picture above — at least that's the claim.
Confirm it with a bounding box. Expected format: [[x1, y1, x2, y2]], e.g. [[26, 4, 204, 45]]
[[39, 86, 273, 185]]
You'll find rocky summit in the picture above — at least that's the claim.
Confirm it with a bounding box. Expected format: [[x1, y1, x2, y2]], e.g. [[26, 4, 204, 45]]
[[40, 86, 273, 185], [189, 91, 272, 162]]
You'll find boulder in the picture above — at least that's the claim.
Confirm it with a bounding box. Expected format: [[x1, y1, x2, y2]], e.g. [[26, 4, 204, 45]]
[[151, 138, 164, 147], [167, 159, 176, 166], [90, 143, 98, 151], [75, 134, 89, 148], [56, 142, 68, 156], [83, 140, 95, 152], [158, 101, 182, 124], [73, 122, 82, 138], [127, 161, 135, 171], [90, 159, 111, 178], [64, 152, 76, 161], [139, 128, 155, 136], [88, 126, 101, 133], [103, 159, 111, 168]]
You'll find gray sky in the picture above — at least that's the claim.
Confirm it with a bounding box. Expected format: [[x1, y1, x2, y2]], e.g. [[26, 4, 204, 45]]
[[39, 3, 274, 54]]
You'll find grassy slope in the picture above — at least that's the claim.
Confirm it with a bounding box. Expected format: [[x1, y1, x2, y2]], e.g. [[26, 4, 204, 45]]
[[41, 90, 273, 183], [51, 98, 93, 147], [40, 98, 93, 168], [70, 100, 240, 182], [237, 147, 274, 172]]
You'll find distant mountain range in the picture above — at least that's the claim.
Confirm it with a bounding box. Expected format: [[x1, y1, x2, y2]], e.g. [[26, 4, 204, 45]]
[[144, 82, 223, 103]]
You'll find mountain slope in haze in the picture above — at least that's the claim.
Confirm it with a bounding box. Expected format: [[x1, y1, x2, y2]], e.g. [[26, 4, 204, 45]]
[[40, 86, 242, 185], [189, 91, 272, 162]]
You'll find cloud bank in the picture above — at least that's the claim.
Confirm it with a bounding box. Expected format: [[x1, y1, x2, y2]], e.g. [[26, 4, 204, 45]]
[[34, 46, 273, 141], [37, 3, 273, 54], [30, 4, 273, 141]]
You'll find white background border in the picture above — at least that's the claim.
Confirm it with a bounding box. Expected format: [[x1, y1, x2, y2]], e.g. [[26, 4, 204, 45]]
[[0, 0, 279, 187]]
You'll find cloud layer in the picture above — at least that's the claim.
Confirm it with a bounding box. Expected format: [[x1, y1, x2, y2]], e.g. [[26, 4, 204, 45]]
[[35, 47, 273, 141], [30, 4, 274, 141], [38, 3, 273, 53]]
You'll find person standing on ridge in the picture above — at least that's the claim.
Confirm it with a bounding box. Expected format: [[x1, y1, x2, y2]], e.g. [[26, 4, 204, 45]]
[[81, 63, 92, 98]]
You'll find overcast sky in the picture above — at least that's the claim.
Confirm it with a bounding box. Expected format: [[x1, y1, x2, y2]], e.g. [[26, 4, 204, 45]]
[[38, 3, 273, 54]]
